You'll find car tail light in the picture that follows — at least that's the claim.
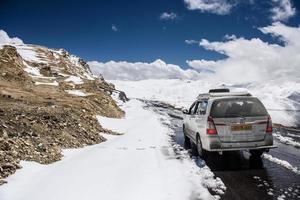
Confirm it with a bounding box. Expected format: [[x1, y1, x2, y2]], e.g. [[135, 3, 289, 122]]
[[207, 116, 218, 135], [266, 116, 273, 134]]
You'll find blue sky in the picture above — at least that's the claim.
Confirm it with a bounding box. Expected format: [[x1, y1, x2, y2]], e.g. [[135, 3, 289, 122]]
[[1, 0, 300, 68]]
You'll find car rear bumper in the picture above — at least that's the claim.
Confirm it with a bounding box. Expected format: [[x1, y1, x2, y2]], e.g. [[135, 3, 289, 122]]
[[208, 144, 277, 152], [202, 135, 276, 152]]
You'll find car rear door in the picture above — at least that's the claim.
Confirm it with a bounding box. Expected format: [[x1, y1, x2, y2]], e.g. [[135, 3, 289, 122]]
[[193, 100, 208, 139], [210, 97, 269, 142], [185, 102, 196, 137]]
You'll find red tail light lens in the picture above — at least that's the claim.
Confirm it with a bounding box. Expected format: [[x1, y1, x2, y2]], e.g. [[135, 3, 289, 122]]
[[207, 116, 218, 135], [266, 116, 273, 134]]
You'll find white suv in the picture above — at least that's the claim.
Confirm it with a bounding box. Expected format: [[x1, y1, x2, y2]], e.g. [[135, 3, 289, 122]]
[[183, 89, 276, 157]]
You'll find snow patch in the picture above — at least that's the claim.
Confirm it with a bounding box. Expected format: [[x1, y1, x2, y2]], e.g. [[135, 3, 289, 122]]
[[65, 90, 88, 97], [287, 132, 300, 138], [277, 194, 286, 200], [23, 61, 41, 76], [0, 30, 23, 48], [263, 154, 300, 175], [15, 45, 46, 63], [35, 81, 59, 86], [65, 76, 84, 84], [273, 132, 300, 148]]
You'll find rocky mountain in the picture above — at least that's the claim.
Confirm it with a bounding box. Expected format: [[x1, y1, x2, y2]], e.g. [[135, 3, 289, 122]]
[[0, 39, 124, 184]]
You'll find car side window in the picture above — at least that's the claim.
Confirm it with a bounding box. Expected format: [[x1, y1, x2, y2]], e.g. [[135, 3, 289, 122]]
[[188, 102, 196, 114], [192, 102, 200, 115], [196, 101, 208, 115]]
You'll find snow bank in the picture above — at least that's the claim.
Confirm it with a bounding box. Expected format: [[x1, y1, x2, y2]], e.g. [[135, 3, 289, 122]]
[[0, 99, 219, 200], [263, 154, 300, 175], [98, 99, 223, 200]]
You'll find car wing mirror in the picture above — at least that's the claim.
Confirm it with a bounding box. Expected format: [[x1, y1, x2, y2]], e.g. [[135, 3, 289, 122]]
[[182, 109, 189, 114]]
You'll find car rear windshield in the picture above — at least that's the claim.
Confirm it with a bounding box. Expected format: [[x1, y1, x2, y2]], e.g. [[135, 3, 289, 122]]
[[210, 97, 268, 118]]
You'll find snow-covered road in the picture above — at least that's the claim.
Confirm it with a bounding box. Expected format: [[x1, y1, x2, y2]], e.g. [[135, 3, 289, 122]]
[[0, 99, 224, 200]]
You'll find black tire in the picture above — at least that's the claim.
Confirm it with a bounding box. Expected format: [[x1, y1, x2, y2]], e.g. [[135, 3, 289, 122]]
[[196, 135, 207, 158], [183, 125, 191, 149], [250, 150, 263, 157]]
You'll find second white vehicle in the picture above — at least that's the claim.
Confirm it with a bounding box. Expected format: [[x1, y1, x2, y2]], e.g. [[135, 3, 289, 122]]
[[183, 89, 276, 157]]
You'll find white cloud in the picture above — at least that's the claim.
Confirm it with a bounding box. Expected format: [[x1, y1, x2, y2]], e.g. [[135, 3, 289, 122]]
[[259, 22, 300, 46], [270, 0, 296, 22], [0, 30, 23, 46], [186, 59, 218, 71], [111, 24, 118, 32], [184, 0, 234, 15], [185, 39, 199, 45], [224, 34, 237, 40], [88, 59, 203, 81], [184, 0, 296, 21], [160, 12, 178, 20], [89, 23, 300, 84], [187, 22, 300, 84]]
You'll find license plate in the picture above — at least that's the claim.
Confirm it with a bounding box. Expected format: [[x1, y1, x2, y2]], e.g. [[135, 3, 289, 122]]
[[231, 124, 252, 131]]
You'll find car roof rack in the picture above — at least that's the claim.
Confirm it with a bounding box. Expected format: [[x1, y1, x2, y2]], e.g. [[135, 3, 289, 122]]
[[209, 88, 230, 93], [197, 91, 252, 100]]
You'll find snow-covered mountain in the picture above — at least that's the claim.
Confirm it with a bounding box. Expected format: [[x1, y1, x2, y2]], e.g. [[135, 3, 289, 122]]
[[0, 30, 124, 183], [108, 79, 300, 127], [1, 30, 96, 84]]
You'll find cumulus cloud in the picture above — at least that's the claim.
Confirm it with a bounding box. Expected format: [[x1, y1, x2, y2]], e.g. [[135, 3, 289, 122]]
[[184, 0, 234, 15], [88, 59, 203, 81], [0, 30, 23, 46], [259, 22, 300, 46], [186, 59, 218, 71], [184, 0, 296, 21], [187, 22, 300, 83], [160, 12, 178, 20], [90, 23, 300, 84], [270, 0, 296, 22]]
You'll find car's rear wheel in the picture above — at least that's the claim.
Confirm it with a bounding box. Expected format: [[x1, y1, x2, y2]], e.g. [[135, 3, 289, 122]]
[[196, 135, 207, 158], [183, 125, 191, 149]]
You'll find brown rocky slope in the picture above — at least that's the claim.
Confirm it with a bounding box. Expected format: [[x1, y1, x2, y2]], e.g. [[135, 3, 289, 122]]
[[0, 44, 124, 185]]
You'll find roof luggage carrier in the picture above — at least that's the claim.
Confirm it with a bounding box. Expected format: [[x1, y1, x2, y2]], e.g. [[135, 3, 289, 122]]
[[209, 88, 230, 93], [197, 88, 251, 100]]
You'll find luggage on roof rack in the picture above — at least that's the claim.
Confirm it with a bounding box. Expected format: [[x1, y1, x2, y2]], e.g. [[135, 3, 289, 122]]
[[209, 88, 230, 93], [197, 91, 251, 99]]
